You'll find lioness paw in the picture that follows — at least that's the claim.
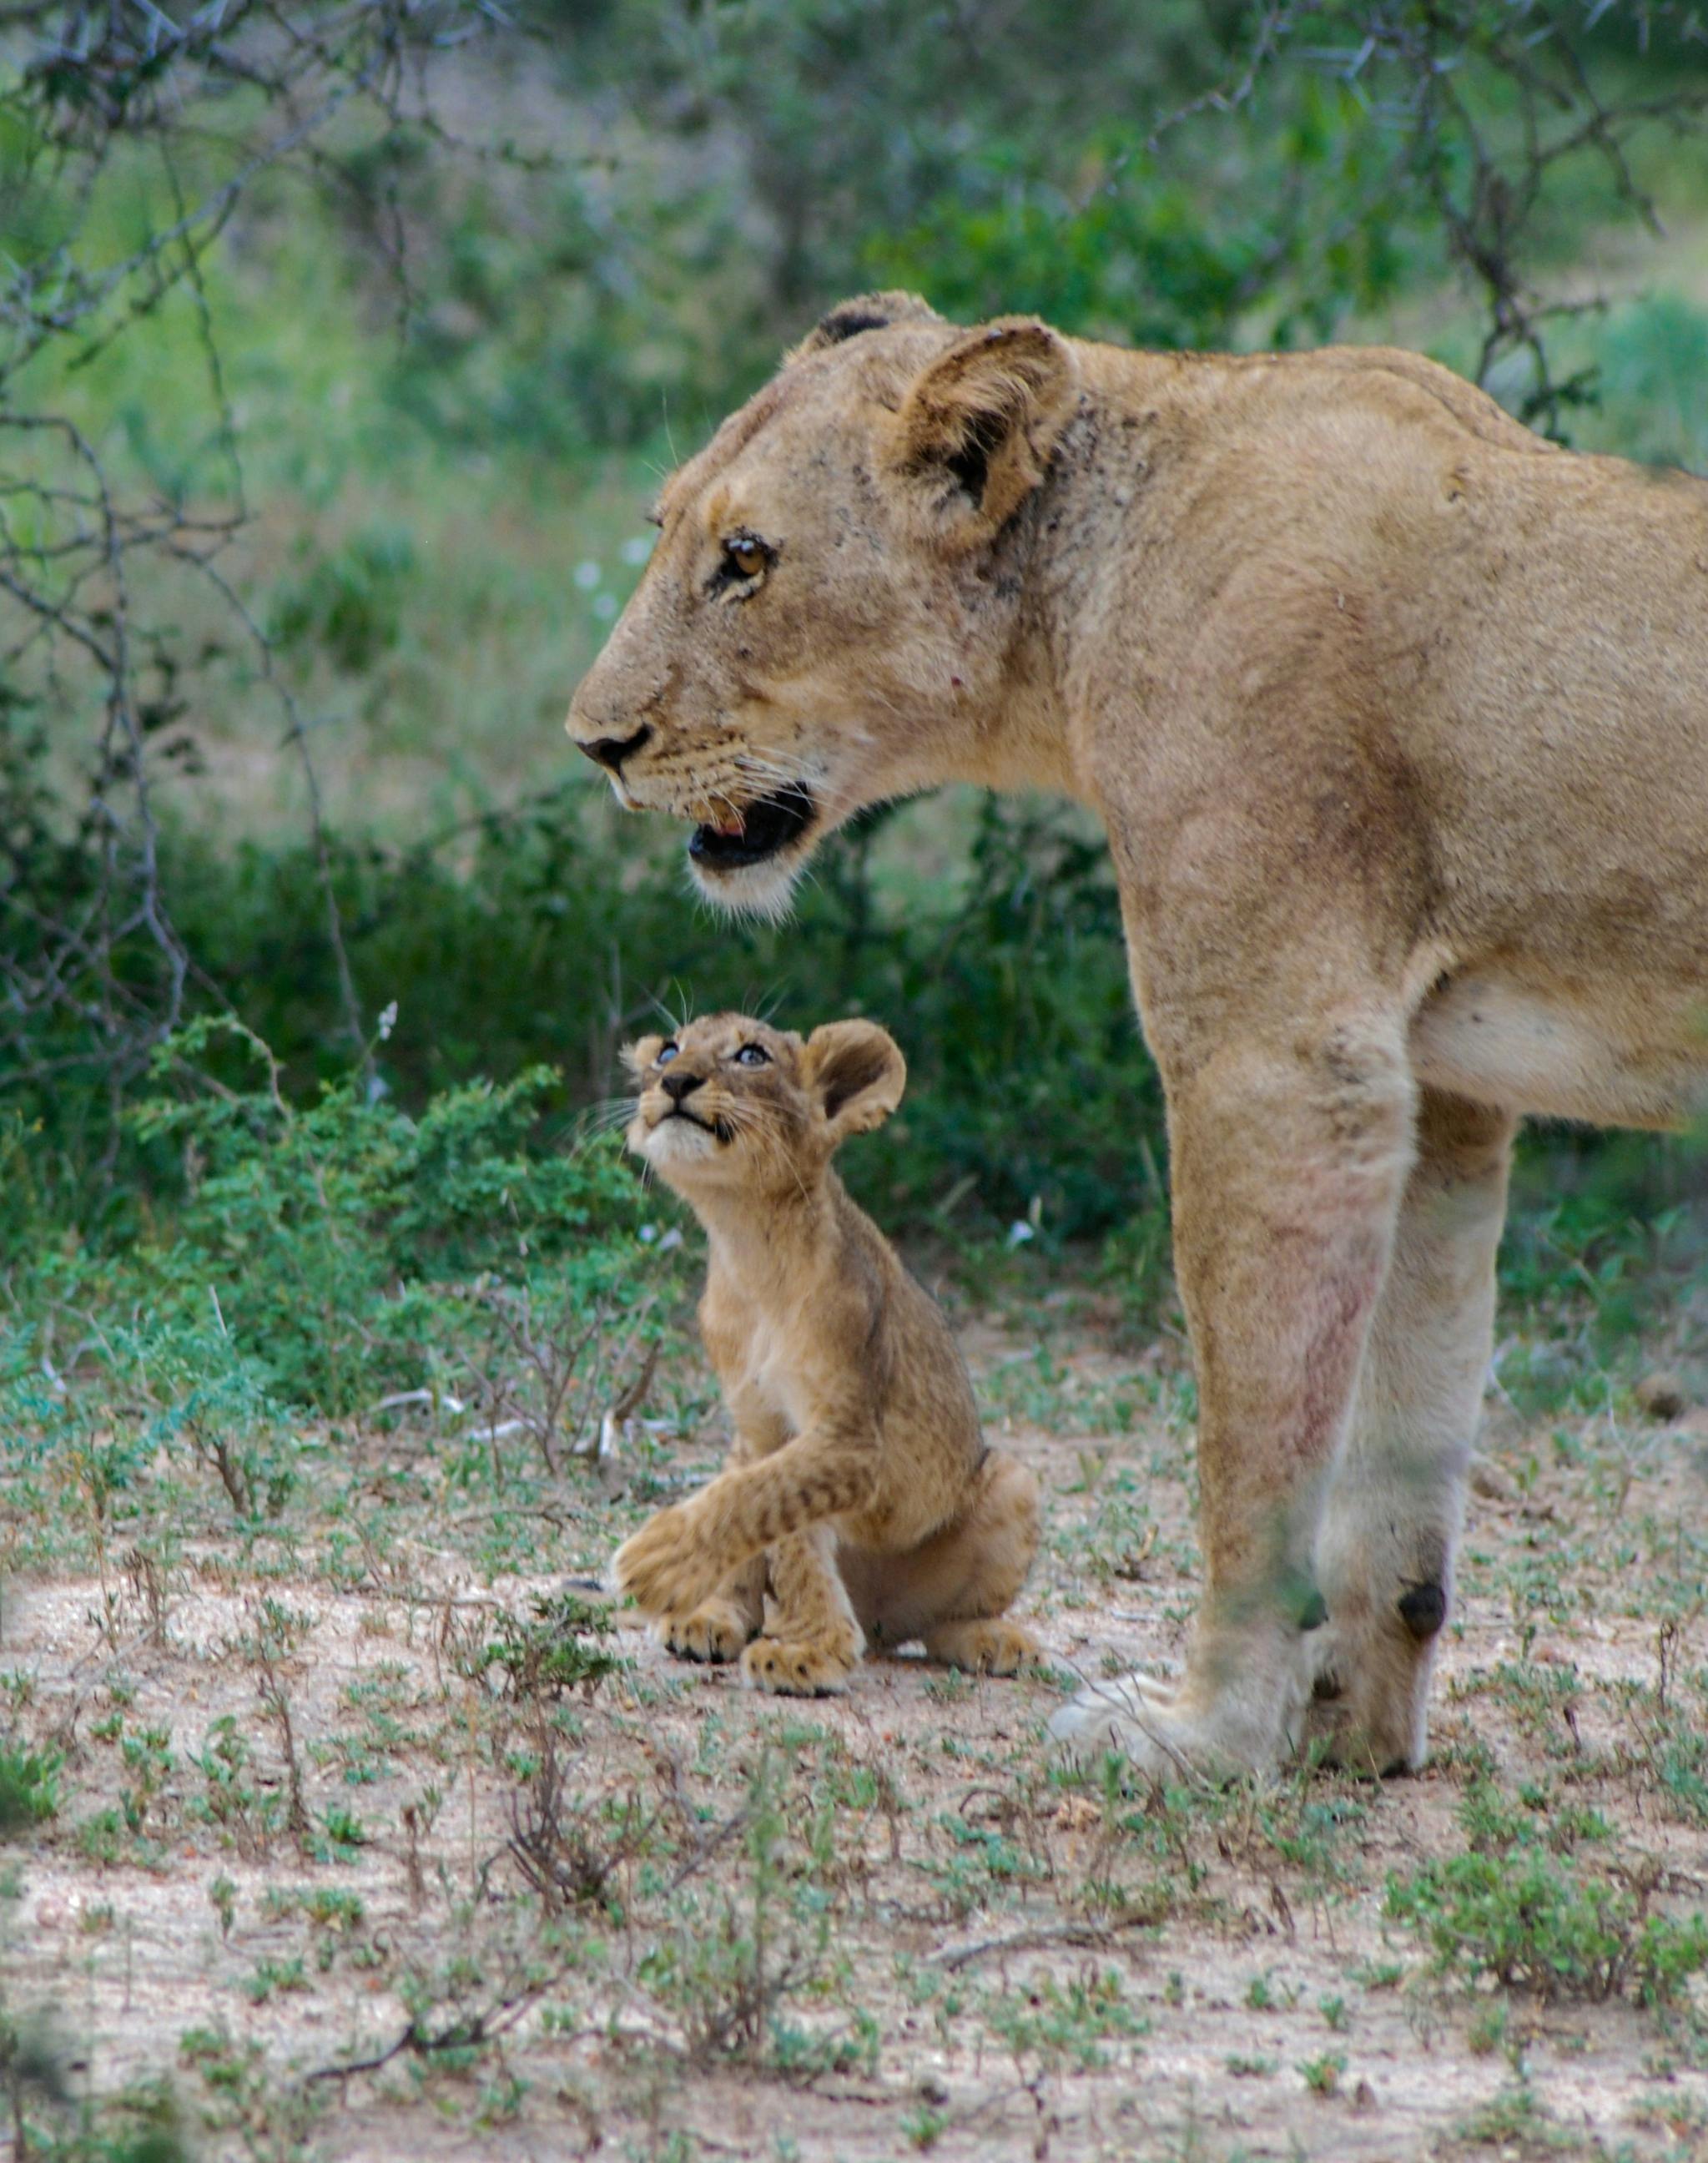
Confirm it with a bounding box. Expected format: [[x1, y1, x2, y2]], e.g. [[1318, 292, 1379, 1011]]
[[660, 1600, 754, 1665], [1046, 1665, 1298, 1784], [740, 1632, 859, 1697], [610, 1505, 723, 1620]]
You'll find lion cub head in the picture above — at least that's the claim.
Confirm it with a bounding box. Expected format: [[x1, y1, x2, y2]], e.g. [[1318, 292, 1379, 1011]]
[[568, 290, 1081, 916], [623, 1012, 905, 1194]]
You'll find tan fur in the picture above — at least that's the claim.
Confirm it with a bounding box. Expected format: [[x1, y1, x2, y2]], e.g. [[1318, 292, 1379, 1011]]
[[572, 295, 1708, 1775], [609, 1012, 1040, 1696]]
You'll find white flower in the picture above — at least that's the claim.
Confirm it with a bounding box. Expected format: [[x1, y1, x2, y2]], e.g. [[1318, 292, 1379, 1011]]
[[573, 560, 602, 591], [621, 534, 654, 566]]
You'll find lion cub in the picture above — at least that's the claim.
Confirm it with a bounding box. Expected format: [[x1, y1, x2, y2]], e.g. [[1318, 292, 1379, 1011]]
[[611, 1012, 1040, 1696]]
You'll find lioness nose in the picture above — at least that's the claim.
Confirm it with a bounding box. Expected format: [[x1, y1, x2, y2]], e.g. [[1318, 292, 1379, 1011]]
[[661, 1069, 704, 1103], [578, 723, 652, 774]]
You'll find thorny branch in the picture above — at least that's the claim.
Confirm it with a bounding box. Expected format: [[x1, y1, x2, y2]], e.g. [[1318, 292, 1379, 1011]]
[[1132, 3, 1708, 429], [0, 0, 516, 1110], [4, 1, 1706, 1124]]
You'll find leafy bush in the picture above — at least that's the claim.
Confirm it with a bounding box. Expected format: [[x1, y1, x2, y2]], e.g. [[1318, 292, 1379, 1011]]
[[864, 92, 1408, 354], [1385, 1782, 1708, 2006], [3, 1018, 683, 1527], [153, 793, 1167, 1253], [270, 526, 420, 675], [118, 1018, 665, 1417], [459, 1591, 625, 1699]]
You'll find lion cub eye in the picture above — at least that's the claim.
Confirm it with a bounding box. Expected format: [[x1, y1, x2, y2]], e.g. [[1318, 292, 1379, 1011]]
[[655, 1042, 679, 1066], [733, 1044, 770, 1068]]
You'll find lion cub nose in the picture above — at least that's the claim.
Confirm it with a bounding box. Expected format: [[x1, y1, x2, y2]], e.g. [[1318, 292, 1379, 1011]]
[[662, 1069, 704, 1103]]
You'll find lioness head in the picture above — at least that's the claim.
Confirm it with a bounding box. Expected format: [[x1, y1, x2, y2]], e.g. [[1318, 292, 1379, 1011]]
[[623, 1011, 905, 1192], [569, 292, 1081, 914]]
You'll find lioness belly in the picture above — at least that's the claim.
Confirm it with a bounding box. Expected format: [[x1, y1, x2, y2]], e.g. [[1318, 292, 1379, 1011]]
[[1410, 971, 1707, 1128]]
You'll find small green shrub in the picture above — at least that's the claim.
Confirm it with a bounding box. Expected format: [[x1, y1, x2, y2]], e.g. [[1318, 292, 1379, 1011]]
[[1385, 1783, 1708, 2005], [2, 1019, 683, 1538], [459, 1591, 624, 1699], [0, 1740, 63, 1832], [270, 525, 419, 674]]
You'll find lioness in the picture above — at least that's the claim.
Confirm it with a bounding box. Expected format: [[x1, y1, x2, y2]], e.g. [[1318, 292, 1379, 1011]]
[[569, 291, 1708, 1779], [612, 1011, 1040, 1693]]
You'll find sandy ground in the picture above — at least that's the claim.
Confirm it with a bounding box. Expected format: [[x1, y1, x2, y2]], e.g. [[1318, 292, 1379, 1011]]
[[4, 1331, 1708, 2161]]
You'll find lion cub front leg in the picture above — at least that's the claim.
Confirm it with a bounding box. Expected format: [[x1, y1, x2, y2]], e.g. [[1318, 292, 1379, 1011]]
[[659, 1554, 765, 1665], [649, 1433, 766, 1666], [743, 1524, 865, 1696], [613, 1414, 879, 1633]]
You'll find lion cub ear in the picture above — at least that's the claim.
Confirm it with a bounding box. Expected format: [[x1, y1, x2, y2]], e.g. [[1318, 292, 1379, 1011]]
[[883, 318, 1079, 551], [803, 1021, 906, 1142], [622, 1035, 664, 1081]]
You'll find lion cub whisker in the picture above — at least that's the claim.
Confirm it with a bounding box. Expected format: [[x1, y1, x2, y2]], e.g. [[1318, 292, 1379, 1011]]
[[610, 1010, 1041, 1697]]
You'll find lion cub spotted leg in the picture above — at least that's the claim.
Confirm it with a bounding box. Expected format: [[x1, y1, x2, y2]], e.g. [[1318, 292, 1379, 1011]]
[[743, 1525, 864, 1696], [854, 1452, 1042, 1673], [1307, 1092, 1514, 1772]]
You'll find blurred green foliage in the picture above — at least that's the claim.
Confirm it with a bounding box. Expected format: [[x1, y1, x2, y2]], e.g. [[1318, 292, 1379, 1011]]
[[4, 0, 1708, 1420]]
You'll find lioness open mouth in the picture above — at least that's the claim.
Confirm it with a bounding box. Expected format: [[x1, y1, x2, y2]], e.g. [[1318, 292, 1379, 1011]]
[[688, 784, 815, 872]]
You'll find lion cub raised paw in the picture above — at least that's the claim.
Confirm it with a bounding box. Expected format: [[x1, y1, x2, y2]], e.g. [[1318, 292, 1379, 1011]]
[[613, 1011, 1040, 1696]]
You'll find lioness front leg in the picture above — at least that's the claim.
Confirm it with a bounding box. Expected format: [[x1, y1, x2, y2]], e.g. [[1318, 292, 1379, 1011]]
[[1050, 1010, 1415, 1780], [1307, 1091, 1514, 1772]]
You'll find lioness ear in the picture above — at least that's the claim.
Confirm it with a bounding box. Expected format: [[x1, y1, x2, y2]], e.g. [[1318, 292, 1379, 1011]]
[[622, 1035, 664, 1081], [804, 1021, 906, 1142], [787, 290, 943, 363], [884, 318, 1079, 551]]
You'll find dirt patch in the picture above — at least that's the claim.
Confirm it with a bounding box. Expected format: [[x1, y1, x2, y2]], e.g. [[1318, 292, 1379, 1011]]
[[4, 1337, 1708, 2160]]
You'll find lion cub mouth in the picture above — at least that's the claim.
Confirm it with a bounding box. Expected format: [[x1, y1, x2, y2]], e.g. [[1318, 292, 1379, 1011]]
[[688, 783, 816, 873]]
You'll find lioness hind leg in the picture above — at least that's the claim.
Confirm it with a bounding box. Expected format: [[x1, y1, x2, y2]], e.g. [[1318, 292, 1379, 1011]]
[[1307, 1091, 1515, 1773], [856, 1451, 1041, 1663], [741, 1525, 864, 1697]]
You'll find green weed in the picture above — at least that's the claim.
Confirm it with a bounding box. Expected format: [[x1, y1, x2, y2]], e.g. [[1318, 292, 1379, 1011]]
[[0, 1740, 62, 1831], [1385, 1794, 1708, 2004], [458, 1591, 625, 1700]]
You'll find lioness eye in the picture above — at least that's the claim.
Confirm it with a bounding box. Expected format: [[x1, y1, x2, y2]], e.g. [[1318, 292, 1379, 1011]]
[[734, 1044, 769, 1067], [656, 1042, 679, 1066], [723, 536, 769, 581]]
